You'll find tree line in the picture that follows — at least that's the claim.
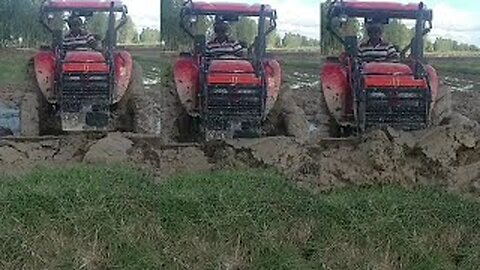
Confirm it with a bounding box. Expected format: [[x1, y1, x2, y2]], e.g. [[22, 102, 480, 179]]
[[320, 0, 479, 54], [160, 0, 320, 50], [0, 0, 159, 48]]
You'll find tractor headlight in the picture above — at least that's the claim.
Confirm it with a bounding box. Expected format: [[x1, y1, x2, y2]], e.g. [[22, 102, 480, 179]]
[[211, 88, 228, 94], [236, 89, 257, 95], [398, 92, 422, 99], [368, 92, 387, 99], [66, 76, 81, 81], [89, 76, 108, 81]]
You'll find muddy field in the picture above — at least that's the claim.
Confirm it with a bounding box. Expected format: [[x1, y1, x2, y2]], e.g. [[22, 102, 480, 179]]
[[1, 50, 480, 196]]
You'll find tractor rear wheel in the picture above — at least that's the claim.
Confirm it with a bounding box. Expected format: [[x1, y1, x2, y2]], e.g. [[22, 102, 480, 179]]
[[160, 84, 195, 142], [25, 59, 59, 135], [431, 84, 452, 126]]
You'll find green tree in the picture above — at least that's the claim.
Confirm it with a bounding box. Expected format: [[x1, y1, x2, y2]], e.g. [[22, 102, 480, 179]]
[[86, 13, 108, 37], [383, 19, 413, 49], [161, 0, 194, 50], [0, 0, 148, 48], [230, 17, 257, 44], [139, 28, 160, 44], [282, 33, 303, 48], [320, 0, 360, 54], [434, 37, 455, 52], [267, 29, 281, 48], [0, 0, 49, 47], [117, 16, 138, 44], [424, 39, 434, 52]]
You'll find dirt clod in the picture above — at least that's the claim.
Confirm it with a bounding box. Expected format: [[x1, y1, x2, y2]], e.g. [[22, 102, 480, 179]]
[[83, 133, 133, 164], [418, 113, 479, 166]]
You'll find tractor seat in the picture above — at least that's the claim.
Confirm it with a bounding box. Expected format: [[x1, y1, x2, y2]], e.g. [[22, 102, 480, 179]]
[[64, 51, 106, 63], [362, 62, 413, 76], [209, 59, 255, 74]]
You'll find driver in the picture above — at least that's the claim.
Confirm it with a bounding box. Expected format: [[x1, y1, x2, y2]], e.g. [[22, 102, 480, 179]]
[[206, 20, 245, 56], [358, 23, 399, 62], [64, 16, 100, 50]]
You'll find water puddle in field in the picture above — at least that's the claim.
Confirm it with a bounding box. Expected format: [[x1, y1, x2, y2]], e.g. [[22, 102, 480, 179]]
[[0, 101, 19, 135], [290, 80, 320, 90], [444, 76, 480, 92], [143, 67, 161, 90], [289, 72, 319, 90]]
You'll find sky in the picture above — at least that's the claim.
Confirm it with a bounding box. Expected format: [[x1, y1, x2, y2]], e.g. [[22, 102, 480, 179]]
[[123, 0, 160, 30], [366, 0, 480, 46], [127, 0, 479, 45]]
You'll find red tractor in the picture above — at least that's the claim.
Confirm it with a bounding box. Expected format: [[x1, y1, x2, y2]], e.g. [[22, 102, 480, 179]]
[[21, 0, 154, 136], [319, 0, 451, 135], [173, 1, 283, 141]]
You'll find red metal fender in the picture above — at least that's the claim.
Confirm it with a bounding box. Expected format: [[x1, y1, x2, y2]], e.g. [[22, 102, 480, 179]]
[[320, 61, 350, 125], [173, 56, 281, 117], [33, 51, 56, 103], [33, 50, 133, 105], [113, 50, 133, 104], [425, 65, 439, 105], [263, 59, 281, 113], [173, 56, 200, 115]]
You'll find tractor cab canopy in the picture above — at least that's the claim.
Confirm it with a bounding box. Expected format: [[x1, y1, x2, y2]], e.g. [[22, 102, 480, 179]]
[[39, 0, 129, 59], [181, 1, 276, 18], [180, 0, 277, 38], [180, 0, 277, 79], [41, 0, 127, 13], [326, 0, 433, 43], [327, 0, 433, 78], [329, 1, 432, 20]]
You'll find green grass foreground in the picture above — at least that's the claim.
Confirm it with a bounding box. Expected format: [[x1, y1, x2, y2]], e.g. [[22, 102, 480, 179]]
[[0, 50, 32, 87], [0, 167, 479, 269]]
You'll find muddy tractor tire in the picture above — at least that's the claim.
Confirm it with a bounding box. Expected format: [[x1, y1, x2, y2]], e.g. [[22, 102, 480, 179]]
[[160, 84, 194, 143], [316, 84, 337, 137], [431, 84, 452, 126], [25, 58, 58, 136], [264, 87, 310, 141], [127, 61, 161, 135], [20, 92, 40, 136]]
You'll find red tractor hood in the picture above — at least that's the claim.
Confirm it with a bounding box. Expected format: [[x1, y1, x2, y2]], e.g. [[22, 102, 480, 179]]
[[64, 51, 106, 63], [362, 62, 413, 75], [362, 62, 427, 89], [207, 60, 259, 85], [209, 59, 255, 73]]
